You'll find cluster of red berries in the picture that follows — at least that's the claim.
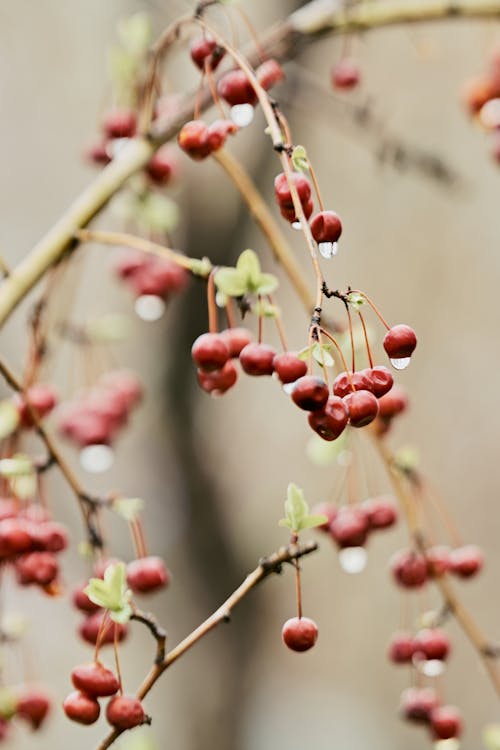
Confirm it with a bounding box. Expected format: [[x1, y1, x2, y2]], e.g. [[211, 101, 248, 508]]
[[0, 687, 51, 741], [57, 370, 142, 450], [63, 661, 145, 729], [389, 627, 451, 667], [12, 383, 58, 428], [462, 45, 500, 163], [314, 496, 398, 550], [390, 544, 484, 589], [399, 687, 462, 741], [217, 58, 285, 106], [113, 248, 189, 302], [178, 118, 239, 160], [191, 327, 253, 395], [0, 499, 68, 590]]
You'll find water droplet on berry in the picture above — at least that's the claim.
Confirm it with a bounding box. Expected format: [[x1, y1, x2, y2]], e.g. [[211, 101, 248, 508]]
[[390, 357, 411, 370], [318, 241, 338, 259], [134, 295, 166, 321], [230, 104, 254, 127], [80, 444, 114, 474], [282, 382, 295, 395], [338, 546, 367, 574], [418, 658, 445, 677], [292, 221, 302, 231]]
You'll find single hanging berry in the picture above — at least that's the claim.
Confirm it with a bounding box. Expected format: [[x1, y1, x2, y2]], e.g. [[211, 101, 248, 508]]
[[281, 617, 318, 652]]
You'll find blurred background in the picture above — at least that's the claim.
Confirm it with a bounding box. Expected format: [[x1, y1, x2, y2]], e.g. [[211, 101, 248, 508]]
[[0, 1, 499, 749]]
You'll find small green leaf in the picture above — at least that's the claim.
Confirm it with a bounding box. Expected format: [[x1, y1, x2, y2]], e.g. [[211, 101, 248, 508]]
[[347, 292, 365, 310], [214, 268, 247, 297], [113, 496, 145, 522], [0, 400, 20, 440], [255, 273, 279, 295], [280, 483, 309, 532], [300, 514, 329, 530], [252, 300, 280, 318], [0, 688, 17, 720], [312, 343, 334, 368], [110, 603, 133, 624], [297, 346, 311, 361], [484, 724, 500, 750], [190, 257, 212, 278], [292, 145, 309, 173], [236, 249, 261, 287], [84, 562, 132, 623]]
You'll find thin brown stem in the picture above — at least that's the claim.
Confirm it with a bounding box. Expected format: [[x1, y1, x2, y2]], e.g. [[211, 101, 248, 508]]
[[358, 311, 374, 369], [207, 270, 218, 334]]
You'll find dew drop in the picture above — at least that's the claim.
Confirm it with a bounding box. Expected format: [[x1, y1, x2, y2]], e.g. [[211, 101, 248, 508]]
[[417, 658, 445, 677], [230, 104, 255, 127], [282, 382, 295, 395], [134, 295, 166, 321], [80, 444, 114, 474], [318, 241, 338, 259], [390, 356, 411, 370], [291, 221, 302, 231], [338, 546, 367, 574]]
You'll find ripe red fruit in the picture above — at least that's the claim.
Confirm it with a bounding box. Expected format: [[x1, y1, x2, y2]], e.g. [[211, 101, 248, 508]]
[[146, 145, 177, 185], [400, 687, 440, 723], [71, 662, 120, 697], [362, 496, 398, 529], [177, 120, 211, 160], [425, 546, 450, 577], [16, 552, 59, 586], [72, 583, 101, 613], [331, 58, 360, 90], [281, 616, 318, 652], [197, 361, 238, 395], [310, 211, 342, 243], [219, 328, 253, 358], [256, 59, 285, 90], [430, 706, 462, 739], [291, 376, 329, 412], [100, 370, 142, 409], [16, 689, 51, 729], [383, 324, 417, 359], [369, 366, 394, 398], [189, 36, 225, 71], [308, 395, 348, 441], [191, 333, 229, 372], [32, 521, 69, 552], [102, 109, 137, 139], [63, 691, 100, 725], [377, 386, 408, 419], [391, 549, 428, 588], [310, 502, 337, 532], [329, 507, 369, 548], [217, 70, 257, 106], [272, 352, 308, 384], [79, 612, 128, 646], [461, 75, 500, 115], [274, 172, 312, 209], [279, 198, 314, 224], [0, 518, 33, 558], [333, 369, 372, 398], [239, 343, 276, 376], [126, 556, 170, 594], [344, 389, 379, 427], [86, 141, 111, 166], [15, 383, 58, 427], [58, 408, 113, 447], [106, 695, 145, 730], [388, 631, 416, 664], [449, 545, 484, 578], [414, 628, 451, 661], [205, 119, 238, 152]]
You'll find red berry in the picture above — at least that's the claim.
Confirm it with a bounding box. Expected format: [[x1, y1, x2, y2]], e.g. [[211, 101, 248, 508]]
[[256, 59, 285, 90], [388, 631, 416, 664], [16, 551, 59, 586], [16, 689, 51, 729], [274, 172, 312, 209], [308, 395, 348, 440], [329, 507, 369, 548], [63, 410, 113, 448], [102, 109, 136, 139], [239, 343, 276, 376], [206, 119, 238, 152], [190, 36, 225, 71], [217, 70, 257, 106], [146, 145, 178, 185], [72, 583, 101, 614], [400, 687, 440, 723], [291, 376, 329, 412], [99, 370, 142, 409], [79, 612, 128, 646], [31, 521, 69, 552], [178, 120, 211, 160], [449, 545, 484, 578], [369, 366, 394, 398], [15, 383, 58, 427], [71, 662, 120, 698], [281, 616, 318, 652], [310, 211, 342, 243], [106, 695, 145, 730], [63, 691, 100, 725], [219, 328, 253, 358], [377, 386, 408, 419], [362, 496, 398, 529], [332, 58, 360, 90], [430, 706, 462, 740], [344, 389, 379, 427], [414, 628, 451, 661], [126, 556, 170, 594], [272, 352, 308, 384], [425, 546, 450, 578], [0, 518, 33, 558], [391, 549, 428, 588], [333, 370, 372, 398], [191, 333, 229, 372], [383, 324, 417, 360], [86, 141, 111, 166], [197, 361, 238, 395]]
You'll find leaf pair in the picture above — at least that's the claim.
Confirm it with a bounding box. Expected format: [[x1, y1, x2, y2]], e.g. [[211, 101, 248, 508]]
[[279, 483, 327, 533], [215, 249, 278, 299], [85, 562, 132, 624]]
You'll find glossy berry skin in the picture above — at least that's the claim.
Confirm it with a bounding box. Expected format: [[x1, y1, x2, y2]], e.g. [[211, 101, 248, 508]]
[[272, 352, 307, 384], [197, 361, 238, 396], [106, 695, 145, 730], [400, 687, 440, 723], [279, 198, 314, 224], [310, 211, 342, 243], [383, 324, 417, 359], [388, 631, 416, 664], [425, 546, 450, 578], [333, 369, 372, 398], [308, 396, 348, 441], [291, 376, 329, 412], [177, 120, 211, 160], [256, 59, 285, 90], [102, 109, 137, 139], [72, 583, 101, 613], [391, 550, 428, 588], [377, 386, 408, 419], [369, 366, 394, 398], [71, 663, 120, 698], [16, 552, 59, 586], [16, 690, 51, 729], [15, 383, 58, 427], [414, 628, 451, 661], [239, 343, 276, 376], [274, 172, 312, 209], [191, 333, 229, 372], [79, 612, 128, 646], [430, 706, 462, 740], [449, 545, 484, 578], [344, 389, 379, 427], [31, 521, 69, 552], [329, 507, 369, 548], [362, 496, 398, 529], [146, 145, 177, 185], [126, 556, 170, 594], [331, 59, 360, 90], [205, 119, 238, 152], [189, 36, 225, 71], [220, 328, 253, 358], [281, 617, 318, 652], [310, 502, 337, 532], [0, 518, 32, 558], [217, 70, 257, 106], [63, 691, 100, 725]]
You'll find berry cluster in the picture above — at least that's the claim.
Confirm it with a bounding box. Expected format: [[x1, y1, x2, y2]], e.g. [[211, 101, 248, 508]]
[[315, 495, 398, 556], [113, 248, 189, 307], [390, 544, 483, 589], [399, 688, 462, 741]]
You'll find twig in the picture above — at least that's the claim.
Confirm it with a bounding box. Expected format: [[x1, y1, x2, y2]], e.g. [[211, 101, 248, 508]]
[[131, 610, 167, 666]]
